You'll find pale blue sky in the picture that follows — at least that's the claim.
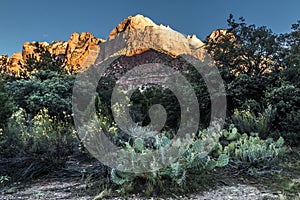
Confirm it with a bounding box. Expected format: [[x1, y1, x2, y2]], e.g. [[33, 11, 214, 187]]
[[0, 0, 299, 56]]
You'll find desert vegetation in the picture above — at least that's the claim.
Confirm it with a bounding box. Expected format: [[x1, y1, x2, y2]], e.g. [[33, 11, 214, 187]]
[[0, 16, 299, 199]]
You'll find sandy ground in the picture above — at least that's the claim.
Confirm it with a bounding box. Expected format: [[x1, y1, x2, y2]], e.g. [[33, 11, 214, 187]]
[[0, 176, 280, 200]]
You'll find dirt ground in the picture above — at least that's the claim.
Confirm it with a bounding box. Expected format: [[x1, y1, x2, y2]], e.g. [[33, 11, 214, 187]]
[[0, 176, 281, 200], [1, 149, 299, 200], [0, 169, 283, 200]]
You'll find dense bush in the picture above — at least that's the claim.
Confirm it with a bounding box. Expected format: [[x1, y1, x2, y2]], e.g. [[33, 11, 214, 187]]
[[264, 81, 300, 145], [205, 16, 300, 145], [280, 21, 300, 86], [5, 71, 75, 119], [225, 74, 273, 114], [0, 76, 15, 128], [231, 106, 276, 138], [0, 108, 78, 164], [129, 87, 181, 130]]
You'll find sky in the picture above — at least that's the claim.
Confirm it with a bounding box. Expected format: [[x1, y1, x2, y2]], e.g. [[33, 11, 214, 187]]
[[0, 0, 299, 56]]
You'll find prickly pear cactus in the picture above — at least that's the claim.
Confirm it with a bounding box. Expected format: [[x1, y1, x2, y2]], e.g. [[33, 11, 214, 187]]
[[217, 154, 229, 167], [134, 137, 144, 152]]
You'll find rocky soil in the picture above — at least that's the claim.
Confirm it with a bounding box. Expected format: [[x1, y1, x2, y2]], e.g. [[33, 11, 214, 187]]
[[0, 177, 280, 200]]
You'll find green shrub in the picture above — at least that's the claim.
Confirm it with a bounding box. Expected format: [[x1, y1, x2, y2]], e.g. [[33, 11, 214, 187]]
[[277, 110, 300, 145], [5, 70, 75, 119], [0, 108, 27, 157], [129, 87, 181, 130], [0, 76, 15, 128], [28, 108, 78, 160], [231, 106, 276, 138], [0, 108, 78, 165], [264, 81, 300, 145]]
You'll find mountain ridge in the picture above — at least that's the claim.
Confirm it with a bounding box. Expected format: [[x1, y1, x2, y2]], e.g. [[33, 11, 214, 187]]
[[0, 14, 227, 75]]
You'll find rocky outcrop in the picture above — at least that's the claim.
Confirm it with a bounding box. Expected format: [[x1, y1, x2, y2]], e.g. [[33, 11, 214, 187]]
[[1, 14, 209, 75], [65, 32, 104, 71], [0, 55, 9, 67], [10, 52, 23, 72], [206, 29, 235, 44], [0, 55, 9, 74], [1, 32, 105, 75], [95, 15, 210, 90], [23, 42, 49, 60], [22, 41, 68, 61], [0, 53, 23, 74], [109, 14, 156, 40], [107, 15, 205, 58]]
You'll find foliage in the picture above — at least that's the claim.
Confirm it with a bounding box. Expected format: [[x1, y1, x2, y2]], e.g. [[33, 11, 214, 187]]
[[108, 126, 228, 196], [264, 81, 300, 145], [129, 86, 181, 130], [231, 106, 276, 138], [205, 15, 299, 146], [205, 15, 283, 116], [207, 14, 281, 77], [225, 74, 273, 113], [265, 81, 300, 116], [0, 108, 78, 165], [6, 71, 75, 118], [96, 77, 115, 111], [279, 20, 300, 85], [0, 76, 15, 128], [3, 42, 74, 120], [221, 125, 286, 174], [96, 67, 211, 132], [184, 66, 212, 127]]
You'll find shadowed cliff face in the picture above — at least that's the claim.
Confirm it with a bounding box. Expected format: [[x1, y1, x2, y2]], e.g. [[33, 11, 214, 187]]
[[1, 14, 226, 75]]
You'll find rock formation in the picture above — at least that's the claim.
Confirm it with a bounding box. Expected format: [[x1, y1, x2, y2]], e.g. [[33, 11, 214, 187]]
[[1, 32, 105, 74], [95, 15, 209, 90], [205, 29, 235, 44], [65, 32, 104, 70], [109, 14, 157, 40], [1, 14, 212, 75], [0, 53, 23, 74], [106, 14, 205, 58]]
